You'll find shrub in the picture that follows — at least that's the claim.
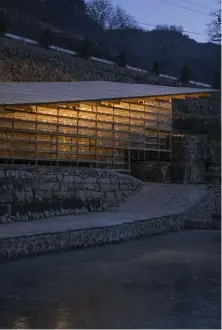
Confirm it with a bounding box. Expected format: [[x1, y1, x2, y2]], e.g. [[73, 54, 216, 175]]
[[79, 39, 92, 59], [39, 29, 52, 50], [151, 60, 160, 75]]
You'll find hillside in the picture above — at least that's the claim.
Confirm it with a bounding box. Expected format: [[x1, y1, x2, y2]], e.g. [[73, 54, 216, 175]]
[[104, 29, 219, 84], [1, 0, 220, 84], [0, 37, 191, 86], [1, 0, 101, 39]]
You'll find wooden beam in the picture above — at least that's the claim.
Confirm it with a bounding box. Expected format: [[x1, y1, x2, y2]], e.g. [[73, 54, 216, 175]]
[[0, 100, 173, 167]]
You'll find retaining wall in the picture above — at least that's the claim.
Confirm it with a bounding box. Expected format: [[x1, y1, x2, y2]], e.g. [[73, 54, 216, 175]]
[[171, 95, 221, 183], [172, 95, 220, 119], [0, 166, 143, 224], [0, 187, 220, 260], [171, 135, 207, 183], [131, 161, 171, 183]]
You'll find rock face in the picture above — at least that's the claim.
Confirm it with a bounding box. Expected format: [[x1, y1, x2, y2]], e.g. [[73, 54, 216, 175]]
[[0, 166, 143, 223]]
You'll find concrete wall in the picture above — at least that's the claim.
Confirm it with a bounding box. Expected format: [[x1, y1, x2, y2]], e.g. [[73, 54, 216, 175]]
[[0, 166, 143, 224]]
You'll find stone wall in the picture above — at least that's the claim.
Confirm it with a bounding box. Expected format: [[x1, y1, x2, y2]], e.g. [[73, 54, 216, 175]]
[[171, 94, 221, 183], [0, 39, 192, 87], [0, 166, 143, 224], [172, 96, 220, 139], [131, 95, 220, 185], [171, 134, 207, 183], [0, 187, 220, 260], [184, 187, 221, 228], [131, 161, 171, 183], [172, 94, 220, 118]]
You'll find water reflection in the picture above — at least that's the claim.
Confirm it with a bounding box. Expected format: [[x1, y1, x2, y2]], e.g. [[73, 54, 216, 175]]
[[55, 309, 69, 329], [0, 231, 220, 329], [11, 316, 28, 329]]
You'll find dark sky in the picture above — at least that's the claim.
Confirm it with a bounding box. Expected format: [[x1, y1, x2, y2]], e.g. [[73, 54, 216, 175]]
[[104, 0, 219, 42]]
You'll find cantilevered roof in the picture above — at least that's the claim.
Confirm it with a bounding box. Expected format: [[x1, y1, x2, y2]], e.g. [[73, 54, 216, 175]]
[[0, 81, 215, 106]]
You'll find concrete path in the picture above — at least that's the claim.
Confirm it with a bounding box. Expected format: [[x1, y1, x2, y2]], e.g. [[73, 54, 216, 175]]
[[0, 183, 207, 239]]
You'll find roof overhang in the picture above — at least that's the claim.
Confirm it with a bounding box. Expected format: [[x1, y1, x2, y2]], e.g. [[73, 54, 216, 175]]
[[0, 81, 216, 106]]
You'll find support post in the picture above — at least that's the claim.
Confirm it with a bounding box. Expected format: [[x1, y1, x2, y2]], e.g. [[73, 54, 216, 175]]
[[76, 108, 79, 167], [128, 148, 131, 173], [157, 112, 160, 161], [12, 112, 14, 164], [112, 103, 115, 169], [95, 104, 98, 168], [35, 105, 38, 166]]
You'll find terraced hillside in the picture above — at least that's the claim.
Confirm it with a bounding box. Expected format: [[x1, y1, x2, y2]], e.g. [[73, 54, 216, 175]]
[[0, 38, 191, 86]]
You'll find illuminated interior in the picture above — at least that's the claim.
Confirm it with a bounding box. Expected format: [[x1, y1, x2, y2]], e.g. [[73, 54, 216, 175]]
[[0, 92, 210, 172]]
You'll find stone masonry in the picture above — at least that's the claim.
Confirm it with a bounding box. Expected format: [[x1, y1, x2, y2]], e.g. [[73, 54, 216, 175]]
[[172, 94, 220, 118], [129, 95, 220, 184], [0, 186, 220, 260], [131, 161, 171, 183], [171, 93, 221, 183], [0, 166, 143, 224], [171, 134, 207, 183]]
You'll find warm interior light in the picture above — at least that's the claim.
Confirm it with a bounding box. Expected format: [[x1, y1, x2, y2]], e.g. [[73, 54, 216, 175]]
[[1, 93, 206, 169]]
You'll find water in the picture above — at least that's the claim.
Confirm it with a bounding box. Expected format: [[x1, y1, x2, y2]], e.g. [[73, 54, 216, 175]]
[[0, 230, 220, 329]]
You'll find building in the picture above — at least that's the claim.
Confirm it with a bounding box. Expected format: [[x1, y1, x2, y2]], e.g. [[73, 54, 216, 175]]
[[0, 81, 214, 173]]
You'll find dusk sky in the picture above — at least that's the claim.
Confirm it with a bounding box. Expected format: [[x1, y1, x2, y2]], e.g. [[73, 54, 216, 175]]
[[107, 0, 220, 42]]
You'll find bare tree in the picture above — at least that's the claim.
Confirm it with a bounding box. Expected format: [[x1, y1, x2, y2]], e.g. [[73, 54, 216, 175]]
[[207, 6, 221, 89], [0, 9, 7, 37], [108, 5, 138, 29], [169, 25, 184, 33], [155, 24, 169, 31], [86, 0, 113, 28], [154, 39, 174, 72], [207, 9, 221, 44], [155, 24, 184, 33]]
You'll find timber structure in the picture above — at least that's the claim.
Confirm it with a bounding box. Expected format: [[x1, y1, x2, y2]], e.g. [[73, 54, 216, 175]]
[[0, 82, 214, 172]]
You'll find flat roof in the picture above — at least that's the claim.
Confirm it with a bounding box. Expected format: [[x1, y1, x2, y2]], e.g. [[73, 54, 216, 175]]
[[0, 81, 215, 106]]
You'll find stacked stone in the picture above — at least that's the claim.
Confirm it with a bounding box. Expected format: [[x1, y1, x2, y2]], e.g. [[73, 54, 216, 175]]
[[171, 134, 208, 183], [0, 187, 220, 260], [1, 41, 191, 86], [172, 97, 220, 135], [171, 94, 221, 184], [131, 161, 171, 183], [0, 166, 143, 224], [172, 97, 220, 117]]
